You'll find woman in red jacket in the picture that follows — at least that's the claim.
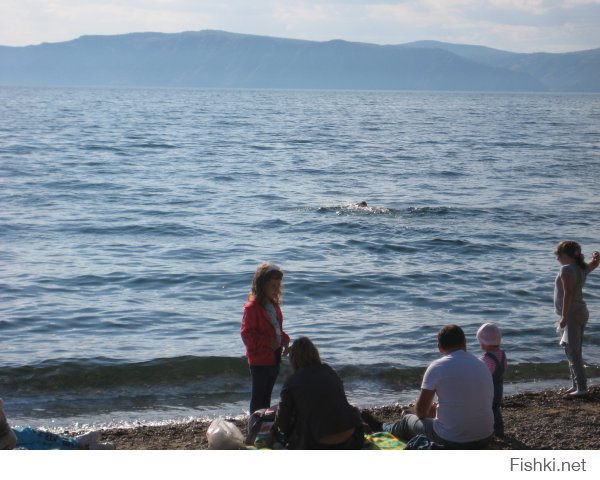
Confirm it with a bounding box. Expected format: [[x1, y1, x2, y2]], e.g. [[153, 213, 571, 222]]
[[241, 262, 290, 413]]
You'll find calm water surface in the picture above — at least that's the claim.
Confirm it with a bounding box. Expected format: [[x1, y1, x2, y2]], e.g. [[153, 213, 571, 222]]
[[1, 88, 599, 428]]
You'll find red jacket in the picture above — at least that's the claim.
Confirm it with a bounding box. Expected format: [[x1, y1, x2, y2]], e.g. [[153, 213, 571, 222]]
[[241, 298, 289, 366]]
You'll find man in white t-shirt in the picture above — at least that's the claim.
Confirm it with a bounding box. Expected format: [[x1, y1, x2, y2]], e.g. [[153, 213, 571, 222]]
[[379, 324, 494, 448]]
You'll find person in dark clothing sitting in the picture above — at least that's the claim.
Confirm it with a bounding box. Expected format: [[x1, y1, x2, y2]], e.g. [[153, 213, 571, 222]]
[[271, 336, 364, 449]]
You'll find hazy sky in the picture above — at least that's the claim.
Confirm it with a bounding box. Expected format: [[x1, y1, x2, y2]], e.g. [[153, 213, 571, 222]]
[[1, 1, 599, 53]]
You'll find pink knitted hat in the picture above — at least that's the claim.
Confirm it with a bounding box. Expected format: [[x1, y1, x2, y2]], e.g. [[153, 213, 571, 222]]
[[476, 323, 502, 346]]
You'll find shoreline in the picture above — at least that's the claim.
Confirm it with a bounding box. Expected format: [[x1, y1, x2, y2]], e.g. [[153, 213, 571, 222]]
[[93, 385, 600, 450]]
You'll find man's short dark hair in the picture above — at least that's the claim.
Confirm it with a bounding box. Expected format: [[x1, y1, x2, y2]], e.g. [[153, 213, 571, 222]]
[[437, 324, 466, 350]]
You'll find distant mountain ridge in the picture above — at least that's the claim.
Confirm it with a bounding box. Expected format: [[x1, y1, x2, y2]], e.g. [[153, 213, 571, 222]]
[[404, 40, 600, 93], [0, 30, 598, 91]]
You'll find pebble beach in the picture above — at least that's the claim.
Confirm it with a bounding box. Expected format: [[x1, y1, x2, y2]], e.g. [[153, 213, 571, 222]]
[[90, 386, 600, 450]]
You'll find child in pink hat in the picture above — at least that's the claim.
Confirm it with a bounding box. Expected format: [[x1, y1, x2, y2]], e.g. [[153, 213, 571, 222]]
[[477, 323, 507, 437]]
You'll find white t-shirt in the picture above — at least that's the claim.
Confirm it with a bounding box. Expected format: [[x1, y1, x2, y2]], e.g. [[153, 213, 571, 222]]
[[554, 263, 589, 316], [422, 349, 494, 443]]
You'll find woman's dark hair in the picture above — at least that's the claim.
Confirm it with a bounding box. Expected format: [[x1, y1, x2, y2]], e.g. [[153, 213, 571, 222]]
[[249, 262, 283, 306], [289, 337, 321, 372], [555, 241, 586, 271]]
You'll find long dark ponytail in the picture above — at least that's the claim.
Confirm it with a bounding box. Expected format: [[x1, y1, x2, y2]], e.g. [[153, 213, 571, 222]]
[[555, 241, 586, 270]]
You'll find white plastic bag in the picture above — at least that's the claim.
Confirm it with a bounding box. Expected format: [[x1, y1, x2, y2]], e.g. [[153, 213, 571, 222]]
[[556, 322, 569, 346], [206, 417, 245, 450], [560, 326, 569, 346]]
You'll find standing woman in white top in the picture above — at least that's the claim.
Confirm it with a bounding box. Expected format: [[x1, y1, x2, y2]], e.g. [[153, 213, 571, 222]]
[[554, 241, 600, 396]]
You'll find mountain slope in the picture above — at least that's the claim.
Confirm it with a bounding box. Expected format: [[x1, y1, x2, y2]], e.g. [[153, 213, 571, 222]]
[[0, 30, 595, 91], [404, 40, 600, 92]]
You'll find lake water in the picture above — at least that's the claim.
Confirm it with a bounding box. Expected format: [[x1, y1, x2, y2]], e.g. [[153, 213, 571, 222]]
[[1, 87, 599, 430]]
